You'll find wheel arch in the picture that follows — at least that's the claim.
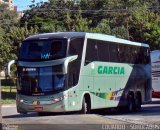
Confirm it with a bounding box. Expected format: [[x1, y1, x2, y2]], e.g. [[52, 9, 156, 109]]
[[127, 91, 135, 99], [135, 91, 142, 104], [81, 92, 92, 110]]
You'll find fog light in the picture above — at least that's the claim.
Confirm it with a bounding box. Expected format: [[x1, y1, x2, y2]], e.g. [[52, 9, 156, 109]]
[[20, 99, 24, 103]]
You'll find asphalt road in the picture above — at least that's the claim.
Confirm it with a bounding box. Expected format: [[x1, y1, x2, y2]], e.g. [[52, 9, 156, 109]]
[[2, 98, 160, 130]]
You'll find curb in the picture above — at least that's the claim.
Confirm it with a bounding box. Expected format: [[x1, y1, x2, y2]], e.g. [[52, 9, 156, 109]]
[[1, 104, 16, 108]]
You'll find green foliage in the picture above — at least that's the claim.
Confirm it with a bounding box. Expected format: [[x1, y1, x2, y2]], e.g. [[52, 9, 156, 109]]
[[144, 17, 160, 50], [9, 23, 38, 48], [0, 4, 18, 71], [19, 0, 160, 49], [129, 5, 160, 48], [92, 19, 111, 34], [0, 41, 16, 70], [0, 4, 18, 32], [1, 86, 16, 104]]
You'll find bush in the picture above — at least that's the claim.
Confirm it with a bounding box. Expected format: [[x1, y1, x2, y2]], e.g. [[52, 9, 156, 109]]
[[1, 78, 15, 86]]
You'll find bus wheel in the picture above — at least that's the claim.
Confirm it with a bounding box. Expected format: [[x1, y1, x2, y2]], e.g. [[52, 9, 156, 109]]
[[19, 112, 27, 114], [135, 94, 141, 111], [80, 97, 90, 114], [38, 112, 47, 116], [127, 94, 135, 112]]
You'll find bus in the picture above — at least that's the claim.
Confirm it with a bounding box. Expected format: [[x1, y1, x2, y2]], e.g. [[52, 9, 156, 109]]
[[6, 32, 152, 115], [151, 50, 160, 98]]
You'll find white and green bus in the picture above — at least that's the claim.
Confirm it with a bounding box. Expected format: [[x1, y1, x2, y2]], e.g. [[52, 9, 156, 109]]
[[7, 32, 152, 115]]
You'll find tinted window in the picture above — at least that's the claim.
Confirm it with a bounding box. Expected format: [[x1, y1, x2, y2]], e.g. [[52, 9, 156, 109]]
[[19, 39, 67, 61], [85, 39, 149, 65], [85, 39, 98, 64], [17, 66, 66, 96], [118, 44, 125, 63], [68, 38, 84, 59], [97, 40, 109, 62], [68, 38, 84, 87], [109, 43, 119, 62], [141, 47, 150, 64]]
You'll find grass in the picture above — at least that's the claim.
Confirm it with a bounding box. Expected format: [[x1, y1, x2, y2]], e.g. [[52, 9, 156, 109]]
[[1, 86, 16, 104]]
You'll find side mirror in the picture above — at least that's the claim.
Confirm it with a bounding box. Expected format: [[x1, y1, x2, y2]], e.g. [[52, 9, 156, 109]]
[[63, 55, 78, 73], [6, 60, 16, 78]]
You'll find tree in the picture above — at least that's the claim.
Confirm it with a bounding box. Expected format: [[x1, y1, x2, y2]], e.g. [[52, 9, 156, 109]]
[[0, 4, 18, 71], [0, 41, 16, 71], [19, 0, 160, 49], [144, 14, 160, 50], [0, 4, 18, 32], [129, 5, 160, 49], [9, 23, 38, 49]]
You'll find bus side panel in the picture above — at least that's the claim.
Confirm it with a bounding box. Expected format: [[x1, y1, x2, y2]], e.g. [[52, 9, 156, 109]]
[[117, 64, 152, 107], [81, 62, 133, 109]]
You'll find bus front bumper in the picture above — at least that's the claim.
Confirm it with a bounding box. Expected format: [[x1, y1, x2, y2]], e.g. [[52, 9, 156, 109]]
[[16, 94, 68, 113]]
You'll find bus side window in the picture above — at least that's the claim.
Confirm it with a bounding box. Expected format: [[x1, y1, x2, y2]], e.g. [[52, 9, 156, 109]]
[[132, 46, 138, 64], [146, 48, 150, 64], [118, 44, 125, 63], [136, 47, 141, 64], [68, 38, 84, 88], [97, 40, 109, 62], [85, 39, 98, 65], [126, 46, 132, 63], [144, 48, 150, 64], [139, 47, 145, 64], [130, 46, 136, 64], [109, 43, 118, 62]]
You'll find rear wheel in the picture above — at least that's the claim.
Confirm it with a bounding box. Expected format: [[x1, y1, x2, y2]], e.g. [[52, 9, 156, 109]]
[[127, 94, 135, 112], [135, 94, 141, 111]]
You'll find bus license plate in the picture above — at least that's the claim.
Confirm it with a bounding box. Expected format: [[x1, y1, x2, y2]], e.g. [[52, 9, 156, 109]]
[[34, 107, 43, 111]]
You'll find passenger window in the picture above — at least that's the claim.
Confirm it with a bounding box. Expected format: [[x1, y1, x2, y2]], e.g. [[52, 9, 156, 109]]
[[85, 39, 98, 65], [118, 45, 125, 63], [109, 43, 118, 62], [97, 40, 109, 62], [68, 38, 84, 60], [68, 38, 84, 88]]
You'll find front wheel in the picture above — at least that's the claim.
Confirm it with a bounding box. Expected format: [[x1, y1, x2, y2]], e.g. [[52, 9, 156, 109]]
[[80, 98, 91, 114], [38, 112, 48, 116]]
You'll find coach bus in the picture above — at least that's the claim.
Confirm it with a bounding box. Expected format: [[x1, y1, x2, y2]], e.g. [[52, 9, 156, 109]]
[[6, 32, 152, 115], [151, 50, 160, 98]]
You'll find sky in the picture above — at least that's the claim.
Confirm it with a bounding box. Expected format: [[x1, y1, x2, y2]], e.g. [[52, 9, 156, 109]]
[[13, 0, 48, 11]]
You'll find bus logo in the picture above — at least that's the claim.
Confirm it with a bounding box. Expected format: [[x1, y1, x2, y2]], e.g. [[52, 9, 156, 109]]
[[41, 53, 50, 59], [98, 66, 125, 75]]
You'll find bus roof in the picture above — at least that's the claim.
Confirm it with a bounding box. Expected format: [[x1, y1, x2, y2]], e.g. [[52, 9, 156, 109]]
[[25, 32, 86, 41], [25, 32, 149, 47]]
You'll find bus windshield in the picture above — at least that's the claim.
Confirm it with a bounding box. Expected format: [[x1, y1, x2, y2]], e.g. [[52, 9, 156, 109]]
[[19, 39, 67, 61], [17, 66, 66, 95]]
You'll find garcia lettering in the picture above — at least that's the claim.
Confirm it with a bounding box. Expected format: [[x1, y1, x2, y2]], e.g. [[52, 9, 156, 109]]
[[98, 66, 125, 75]]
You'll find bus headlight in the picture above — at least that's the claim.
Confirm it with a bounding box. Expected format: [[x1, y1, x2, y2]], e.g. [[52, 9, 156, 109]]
[[52, 94, 68, 104], [52, 97, 63, 104], [20, 99, 24, 103]]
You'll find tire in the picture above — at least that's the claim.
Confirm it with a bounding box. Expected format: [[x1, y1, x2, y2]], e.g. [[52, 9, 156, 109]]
[[135, 94, 141, 111], [17, 107, 27, 114], [38, 112, 47, 116], [127, 95, 135, 112], [80, 98, 90, 114]]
